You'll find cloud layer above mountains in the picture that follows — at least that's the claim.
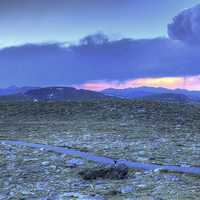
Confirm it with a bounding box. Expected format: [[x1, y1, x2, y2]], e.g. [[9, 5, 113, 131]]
[[1, 4, 200, 89], [1, 35, 200, 87]]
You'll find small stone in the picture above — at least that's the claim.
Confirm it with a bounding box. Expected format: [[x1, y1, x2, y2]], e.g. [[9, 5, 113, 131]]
[[50, 165, 57, 170], [153, 168, 162, 173], [119, 185, 134, 194], [66, 158, 84, 168], [137, 184, 147, 189], [41, 161, 50, 166]]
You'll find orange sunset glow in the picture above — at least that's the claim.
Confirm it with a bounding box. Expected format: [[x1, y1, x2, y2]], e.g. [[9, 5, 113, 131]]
[[79, 76, 200, 91]]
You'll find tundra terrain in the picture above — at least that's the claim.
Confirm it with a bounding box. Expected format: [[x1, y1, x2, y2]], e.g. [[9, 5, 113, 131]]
[[0, 100, 200, 199]]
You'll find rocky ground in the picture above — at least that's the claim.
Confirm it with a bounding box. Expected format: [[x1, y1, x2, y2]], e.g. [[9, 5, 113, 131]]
[[0, 100, 200, 199]]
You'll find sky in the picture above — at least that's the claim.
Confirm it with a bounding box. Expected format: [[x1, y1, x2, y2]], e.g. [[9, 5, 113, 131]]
[[1, 0, 200, 90], [0, 0, 199, 47]]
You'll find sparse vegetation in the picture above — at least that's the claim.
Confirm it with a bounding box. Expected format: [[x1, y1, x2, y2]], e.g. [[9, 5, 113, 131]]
[[0, 100, 200, 199]]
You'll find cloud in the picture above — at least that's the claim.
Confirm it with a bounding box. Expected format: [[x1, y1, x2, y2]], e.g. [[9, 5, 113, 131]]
[[79, 32, 109, 45], [1, 33, 200, 87], [168, 4, 200, 45], [79, 76, 200, 91], [78, 77, 184, 91]]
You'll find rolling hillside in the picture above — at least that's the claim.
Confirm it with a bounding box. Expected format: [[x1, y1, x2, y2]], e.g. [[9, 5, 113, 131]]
[[0, 87, 112, 102]]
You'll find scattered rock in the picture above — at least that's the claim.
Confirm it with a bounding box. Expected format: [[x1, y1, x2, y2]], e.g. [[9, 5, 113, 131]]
[[78, 195, 106, 200], [164, 174, 180, 182], [107, 190, 121, 196], [41, 161, 50, 166], [119, 185, 134, 194], [0, 195, 6, 200], [59, 193, 106, 200], [40, 198, 49, 200], [66, 158, 84, 168], [79, 164, 128, 180], [59, 192, 84, 199], [36, 182, 47, 190], [137, 184, 147, 189], [107, 185, 134, 195]]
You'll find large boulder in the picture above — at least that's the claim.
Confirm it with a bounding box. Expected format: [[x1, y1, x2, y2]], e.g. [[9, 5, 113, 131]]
[[78, 164, 128, 180]]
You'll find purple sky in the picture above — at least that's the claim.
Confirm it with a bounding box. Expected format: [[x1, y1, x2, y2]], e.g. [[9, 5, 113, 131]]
[[0, 1, 200, 90]]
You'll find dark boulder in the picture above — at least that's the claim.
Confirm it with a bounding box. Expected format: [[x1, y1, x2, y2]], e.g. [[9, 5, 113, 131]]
[[78, 164, 128, 180]]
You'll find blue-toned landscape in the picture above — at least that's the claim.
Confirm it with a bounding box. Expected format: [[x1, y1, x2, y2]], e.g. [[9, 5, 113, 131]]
[[0, 1, 200, 200]]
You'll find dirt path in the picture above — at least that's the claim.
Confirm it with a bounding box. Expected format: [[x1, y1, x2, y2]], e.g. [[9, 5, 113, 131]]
[[1, 140, 200, 175]]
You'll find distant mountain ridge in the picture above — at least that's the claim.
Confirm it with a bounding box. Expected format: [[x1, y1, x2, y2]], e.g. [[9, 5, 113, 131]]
[[0, 86, 112, 102], [102, 86, 200, 102], [0, 86, 200, 103], [0, 86, 40, 96]]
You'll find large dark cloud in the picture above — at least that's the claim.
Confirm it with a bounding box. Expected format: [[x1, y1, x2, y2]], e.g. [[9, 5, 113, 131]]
[[1, 33, 200, 86], [168, 4, 200, 45]]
